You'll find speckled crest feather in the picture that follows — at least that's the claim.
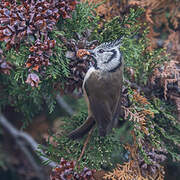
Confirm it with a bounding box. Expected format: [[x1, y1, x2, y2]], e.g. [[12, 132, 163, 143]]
[[90, 37, 123, 72], [97, 37, 123, 49]]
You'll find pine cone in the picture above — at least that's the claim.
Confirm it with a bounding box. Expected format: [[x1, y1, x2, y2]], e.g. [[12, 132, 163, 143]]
[[25, 73, 40, 88], [0, 0, 77, 50], [26, 39, 56, 72], [0, 0, 77, 87], [50, 158, 95, 180], [59, 31, 99, 94]]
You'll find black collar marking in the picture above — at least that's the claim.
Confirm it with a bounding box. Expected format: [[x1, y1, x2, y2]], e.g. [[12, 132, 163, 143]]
[[93, 58, 99, 70], [109, 55, 122, 72]]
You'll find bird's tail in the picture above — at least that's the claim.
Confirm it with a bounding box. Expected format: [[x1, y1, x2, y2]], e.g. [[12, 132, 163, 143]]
[[68, 116, 95, 139]]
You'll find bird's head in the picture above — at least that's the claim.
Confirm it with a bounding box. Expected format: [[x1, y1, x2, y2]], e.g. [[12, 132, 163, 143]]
[[77, 38, 123, 72]]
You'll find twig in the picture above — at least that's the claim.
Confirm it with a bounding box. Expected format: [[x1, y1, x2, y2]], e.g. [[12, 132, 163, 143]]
[[0, 113, 57, 169], [124, 78, 151, 93], [15, 139, 45, 179], [18, 132, 58, 167], [78, 127, 95, 162], [169, 92, 180, 122], [56, 94, 74, 116], [0, 113, 46, 180]]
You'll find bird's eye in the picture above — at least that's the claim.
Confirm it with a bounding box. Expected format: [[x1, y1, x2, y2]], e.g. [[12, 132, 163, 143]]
[[98, 49, 104, 53]]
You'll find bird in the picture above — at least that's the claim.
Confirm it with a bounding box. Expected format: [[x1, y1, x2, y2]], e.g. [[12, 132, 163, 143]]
[[68, 38, 124, 139]]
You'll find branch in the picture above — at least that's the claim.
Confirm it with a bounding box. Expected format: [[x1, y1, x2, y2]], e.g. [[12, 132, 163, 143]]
[[78, 126, 95, 162], [169, 92, 180, 122], [124, 78, 152, 93], [0, 113, 57, 169], [56, 94, 75, 116]]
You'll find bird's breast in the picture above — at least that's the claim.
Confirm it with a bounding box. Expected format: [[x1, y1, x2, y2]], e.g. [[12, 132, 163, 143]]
[[83, 67, 96, 89]]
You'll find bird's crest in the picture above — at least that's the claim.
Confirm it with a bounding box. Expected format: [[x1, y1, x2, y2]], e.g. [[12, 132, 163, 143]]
[[98, 37, 123, 49]]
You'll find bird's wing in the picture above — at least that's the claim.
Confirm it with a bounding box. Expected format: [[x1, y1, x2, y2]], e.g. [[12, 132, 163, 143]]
[[84, 66, 123, 136], [84, 71, 114, 136]]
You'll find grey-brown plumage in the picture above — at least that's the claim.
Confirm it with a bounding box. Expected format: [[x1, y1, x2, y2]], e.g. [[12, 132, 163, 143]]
[[68, 38, 123, 139]]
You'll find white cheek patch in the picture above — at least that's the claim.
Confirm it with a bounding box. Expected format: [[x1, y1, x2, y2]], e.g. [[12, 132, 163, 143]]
[[94, 47, 121, 72], [97, 52, 112, 63]]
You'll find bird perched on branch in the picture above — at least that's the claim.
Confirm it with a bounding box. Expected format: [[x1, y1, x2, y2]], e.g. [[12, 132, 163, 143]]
[[68, 38, 124, 139]]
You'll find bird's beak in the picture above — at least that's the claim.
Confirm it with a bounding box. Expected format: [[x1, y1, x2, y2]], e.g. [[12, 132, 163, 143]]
[[87, 49, 96, 57], [87, 49, 93, 54]]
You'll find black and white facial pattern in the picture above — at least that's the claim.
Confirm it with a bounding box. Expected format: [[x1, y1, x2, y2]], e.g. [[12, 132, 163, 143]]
[[89, 39, 123, 72]]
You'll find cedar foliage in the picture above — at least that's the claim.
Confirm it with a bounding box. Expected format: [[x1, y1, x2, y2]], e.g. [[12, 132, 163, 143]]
[[0, 0, 179, 179], [93, 0, 180, 118], [38, 3, 179, 180], [0, 0, 97, 121]]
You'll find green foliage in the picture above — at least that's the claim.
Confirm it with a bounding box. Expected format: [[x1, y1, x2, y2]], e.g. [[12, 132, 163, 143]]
[[100, 8, 144, 42], [99, 8, 168, 86], [0, 71, 57, 125], [38, 110, 131, 170], [5, 43, 30, 67], [37, 4, 179, 171], [0, 1, 98, 121], [0, 0, 179, 174], [57, 2, 99, 39], [152, 98, 180, 161], [127, 88, 180, 162], [122, 37, 168, 86], [0, 2, 166, 120]]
